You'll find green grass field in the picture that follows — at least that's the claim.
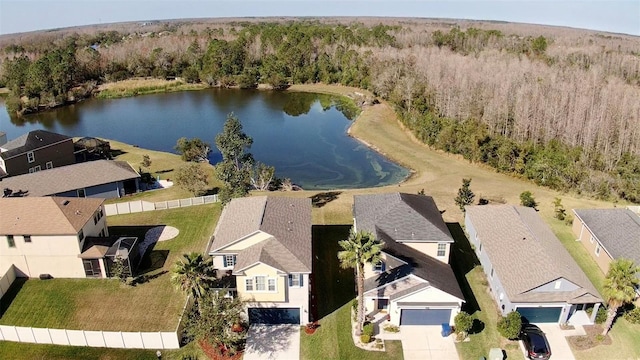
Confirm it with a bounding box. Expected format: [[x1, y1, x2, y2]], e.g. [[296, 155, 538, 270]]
[[300, 225, 403, 360], [0, 204, 220, 331]]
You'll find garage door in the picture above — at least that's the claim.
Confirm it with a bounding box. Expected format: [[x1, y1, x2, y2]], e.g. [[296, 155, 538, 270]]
[[516, 307, 562, 323], [248, 308, 300, 325], [400, 309, 452, 325]]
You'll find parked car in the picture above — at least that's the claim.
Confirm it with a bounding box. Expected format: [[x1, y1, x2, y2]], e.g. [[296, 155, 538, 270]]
[[520, 324, 552, 360]]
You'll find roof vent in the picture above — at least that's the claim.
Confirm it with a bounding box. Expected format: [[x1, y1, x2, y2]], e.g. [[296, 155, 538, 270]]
[[522, 237, 526, 241], [62, 200, 70, 206], [75, 210, 81, 215]]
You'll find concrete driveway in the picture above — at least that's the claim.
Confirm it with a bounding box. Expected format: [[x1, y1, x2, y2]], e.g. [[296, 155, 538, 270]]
[[521, 324, 577, 360], [400, 325, 459, 360], [243, 324, 300, 360]]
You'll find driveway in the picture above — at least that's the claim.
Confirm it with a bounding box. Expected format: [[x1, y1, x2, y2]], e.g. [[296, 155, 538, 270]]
[[243, 324, 300, 360], [522, 324, 577, 360], [400, 325, 459, 360]]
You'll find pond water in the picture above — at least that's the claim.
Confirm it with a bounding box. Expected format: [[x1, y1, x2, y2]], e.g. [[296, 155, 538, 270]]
[[0, 89, 408, 189]]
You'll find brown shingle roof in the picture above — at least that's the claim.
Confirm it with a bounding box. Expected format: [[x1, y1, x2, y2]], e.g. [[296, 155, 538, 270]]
[[465, 205, 602, 303], [210, 196, 312, 273], [0, 196, 104, 235], [0, 160, 139, 197], [1, 130, 71, 159]]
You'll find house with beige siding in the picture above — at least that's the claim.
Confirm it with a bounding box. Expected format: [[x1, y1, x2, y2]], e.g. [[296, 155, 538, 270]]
[[353, 193, 464, 326], [465, 205, 602, 324], [572, 208, 640, 278], [208, 196, 312, 325], [0, 197, 139, 279]]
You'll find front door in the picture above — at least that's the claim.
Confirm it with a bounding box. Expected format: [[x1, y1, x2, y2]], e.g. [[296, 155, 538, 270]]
[[83, 259, 102, 278]]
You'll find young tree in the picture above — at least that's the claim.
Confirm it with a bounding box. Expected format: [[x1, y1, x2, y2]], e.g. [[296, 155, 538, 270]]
[[519, 191, 537, 208], [337, 229, 383, 335], [175, 163, 210, 196], [454, 311, 473, 340], [601, 259, 640, 335], [455, 178, 475, 212], [140, 154, 152, 170], [553, 197, 566, 220], [175, 137, 211, 162], [497, 311, 522, 340], [184, 291, 247, 355], [215, 113, 255, 202], [170, 252, 216, 310]]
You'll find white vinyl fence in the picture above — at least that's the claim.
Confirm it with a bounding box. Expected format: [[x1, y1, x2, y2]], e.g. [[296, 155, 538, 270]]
[[0, 326, 180, 349], [105, 195, 219, 216], [0, 265, 17, 300]]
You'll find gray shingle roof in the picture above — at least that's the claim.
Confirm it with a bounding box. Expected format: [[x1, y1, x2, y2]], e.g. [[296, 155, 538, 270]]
[[0, 160, 139, 197], [465, 205, 602, 304], [573, 209, 640, 266], [354, 193, 453, 243], [1, 130, 71, 159], [210, 196, 312, 273]]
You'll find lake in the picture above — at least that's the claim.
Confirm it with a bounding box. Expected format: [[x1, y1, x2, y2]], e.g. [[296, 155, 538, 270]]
[[0, 89, 408, 189]]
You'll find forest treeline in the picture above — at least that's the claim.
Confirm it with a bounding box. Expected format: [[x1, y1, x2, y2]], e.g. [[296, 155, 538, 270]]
[[1, 20, 639, 202]]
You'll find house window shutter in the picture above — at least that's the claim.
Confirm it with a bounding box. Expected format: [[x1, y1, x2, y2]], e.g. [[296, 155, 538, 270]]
[[288, 275, 293, 287], [299, 274, 303, 287]]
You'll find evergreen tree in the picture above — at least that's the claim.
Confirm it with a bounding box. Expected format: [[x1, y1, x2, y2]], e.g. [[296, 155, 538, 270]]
[[455, 178, 475, 212]]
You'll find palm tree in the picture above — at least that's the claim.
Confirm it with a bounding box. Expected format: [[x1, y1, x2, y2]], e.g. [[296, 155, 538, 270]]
[[171, 252, 216, 310], [601, 258, 640, 335], [338, 229, 382, 335]]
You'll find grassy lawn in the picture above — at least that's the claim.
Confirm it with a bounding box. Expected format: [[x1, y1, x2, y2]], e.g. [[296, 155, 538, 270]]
[[448, 223, 524, 360], [105, 139, 222, 203], [300, 225, 403, 360], [0, 204, 220, 331], [548, 218, 640, 360]]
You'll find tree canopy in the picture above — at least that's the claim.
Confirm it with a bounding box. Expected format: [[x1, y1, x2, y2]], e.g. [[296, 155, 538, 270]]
[[215, 113, 255, 203], [601, 258, 640, 335]]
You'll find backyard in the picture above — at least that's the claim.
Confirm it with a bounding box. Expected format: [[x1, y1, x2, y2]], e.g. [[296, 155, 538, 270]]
[[299, 225, 404, 360], [0, 204, 220, 331]]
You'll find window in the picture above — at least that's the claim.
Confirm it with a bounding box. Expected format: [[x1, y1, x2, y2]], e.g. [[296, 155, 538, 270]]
[[245, 278, 254, 291], [224, 255, 237, 267], [7, 235, 15, 248], [589, 235, 594, 244], [595, 244, 601, 257], [77, 188, 86, 198], [255, 276, 266, 291], [289, 274, 303, 287], [29, 165, 41, 173], [268, 278, 276, 292], [78, 229, 85, 241], [23, 235, 31, 243], [437, 243, 447, 257], [27, 151, 35, 163], [94, 209, 103, 225], [373, 260, 385, 272], [479, 242, 483, 253], [490, 267, 494, 278], [46, 161, 53, 169], [554, 280, 562, 289]]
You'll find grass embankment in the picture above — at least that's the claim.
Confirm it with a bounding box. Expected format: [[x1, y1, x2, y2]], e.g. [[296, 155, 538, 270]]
[[0, 204, 220, 331], [96, 78, 207, 99], [300, 225, 403, 360], [104, 139, 221, 203]]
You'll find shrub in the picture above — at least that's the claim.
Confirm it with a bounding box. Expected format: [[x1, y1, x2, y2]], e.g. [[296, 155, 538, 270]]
[[454, 311, 473, 337], [383, 324, 400, 333], [623, 307, 640, 324], [520, 191, 537, 208], [497, 311, 522, 340], [362, 323, 374, 337], [360, 334, 371, 343]]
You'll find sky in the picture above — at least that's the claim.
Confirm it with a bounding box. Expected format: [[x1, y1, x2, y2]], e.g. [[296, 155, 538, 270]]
[[0, 0, 638, 36]]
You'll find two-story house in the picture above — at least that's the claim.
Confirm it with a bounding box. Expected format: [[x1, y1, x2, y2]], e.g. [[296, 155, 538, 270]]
[[0, 130, 75, 178], [208, 196, 312, 325], [353, 193, 464, 326], [0, 197, 139, 279], [465, 204, 603, 324]]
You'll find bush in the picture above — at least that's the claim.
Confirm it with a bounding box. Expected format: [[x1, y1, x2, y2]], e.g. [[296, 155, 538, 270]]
[[497, 311, 522, 340], [586, 306, 607, 324], [454, 311, 473, 336], [383, 324, 400, 333], [360, 334, 371, 343], [362, 323, 374, 337], [520, 191, 537, 208], [623, 307, 640, 324]]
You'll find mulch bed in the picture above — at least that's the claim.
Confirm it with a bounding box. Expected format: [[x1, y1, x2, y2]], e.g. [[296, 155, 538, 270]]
[[198, 340, 243, 360], [567, 324, 612, 350]]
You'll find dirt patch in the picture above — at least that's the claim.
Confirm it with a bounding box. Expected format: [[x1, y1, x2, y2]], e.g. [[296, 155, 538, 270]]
[[568, 324, 612, 350]]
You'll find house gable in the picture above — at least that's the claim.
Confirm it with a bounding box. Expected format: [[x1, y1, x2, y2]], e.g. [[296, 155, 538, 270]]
[[529, 277, 580, 293], [212, 230, 272, 253], [395, 285, 464, 305]]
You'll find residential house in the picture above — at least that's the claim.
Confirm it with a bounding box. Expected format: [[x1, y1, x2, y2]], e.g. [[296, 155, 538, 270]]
[[354, 193, 464, 326], [572, 207, 640, 279], [0, 130, 75, 178], [465, 204, 603, 324], [208, 196, 312, 325], [0, 197, 139, 279], [0, 160, 140, 198]]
